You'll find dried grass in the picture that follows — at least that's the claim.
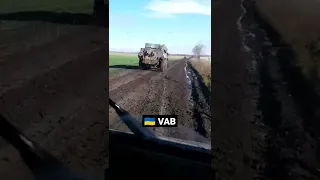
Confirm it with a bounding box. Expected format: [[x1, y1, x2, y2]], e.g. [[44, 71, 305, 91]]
[[190, 58, 211, 88]]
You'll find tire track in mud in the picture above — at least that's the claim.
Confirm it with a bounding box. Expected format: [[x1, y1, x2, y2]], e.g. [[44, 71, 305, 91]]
[[211, 0, 260, 179], [240, 1, 291, 179], [212, 0, 320, 179], [108, 61, 180, 132], [187, 62, 211, 139], [156, 60, 193, 139], [241, 1, 320, 179], [109, 59, 211, 143]]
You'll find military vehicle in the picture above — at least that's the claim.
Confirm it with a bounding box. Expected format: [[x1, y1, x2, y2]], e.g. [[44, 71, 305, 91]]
[[138, 43, 169, 72]]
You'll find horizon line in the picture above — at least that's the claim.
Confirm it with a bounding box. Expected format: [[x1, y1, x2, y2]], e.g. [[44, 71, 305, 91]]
[[109, 51, 210, 56]]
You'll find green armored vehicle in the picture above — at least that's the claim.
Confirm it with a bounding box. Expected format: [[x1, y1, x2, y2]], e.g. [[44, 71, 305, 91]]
[[138, 43, 169, 72]]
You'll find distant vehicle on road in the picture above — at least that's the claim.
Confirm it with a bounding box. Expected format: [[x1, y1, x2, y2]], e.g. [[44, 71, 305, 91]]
[[138, 43, 169, 72]]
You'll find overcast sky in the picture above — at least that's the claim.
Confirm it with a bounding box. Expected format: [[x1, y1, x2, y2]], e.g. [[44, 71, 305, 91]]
[[109, 0, 211, 55]]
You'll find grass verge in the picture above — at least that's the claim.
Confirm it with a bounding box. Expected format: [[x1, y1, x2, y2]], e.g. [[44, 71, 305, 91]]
[[190, 58, 211, 89], [255, 0, 320, 88], [109, 53, 138, 72], [169, 55, 185, 60]]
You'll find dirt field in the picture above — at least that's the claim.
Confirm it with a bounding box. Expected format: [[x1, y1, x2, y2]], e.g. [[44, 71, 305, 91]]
[[109, 58, 211, 143], [0, 21, 107, 179], [211, 0, 320, 179]]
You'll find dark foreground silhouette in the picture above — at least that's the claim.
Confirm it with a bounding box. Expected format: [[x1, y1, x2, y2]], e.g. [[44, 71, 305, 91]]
[[0, 11, 107, 27]]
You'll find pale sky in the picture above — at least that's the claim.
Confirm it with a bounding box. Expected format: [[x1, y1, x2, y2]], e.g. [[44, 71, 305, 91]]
[[109, 0, 211, 55]]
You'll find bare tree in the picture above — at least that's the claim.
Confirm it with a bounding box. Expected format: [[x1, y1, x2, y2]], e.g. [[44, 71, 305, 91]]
[[192, 43, 205, 60]]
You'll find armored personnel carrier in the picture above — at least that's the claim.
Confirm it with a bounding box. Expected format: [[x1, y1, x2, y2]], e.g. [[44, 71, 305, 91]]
[[138, 43, 169, 72]]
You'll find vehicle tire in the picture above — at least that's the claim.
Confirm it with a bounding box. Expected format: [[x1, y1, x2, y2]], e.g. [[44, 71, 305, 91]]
[[139, 59, 146, 70], [160, 59, 167, 72]]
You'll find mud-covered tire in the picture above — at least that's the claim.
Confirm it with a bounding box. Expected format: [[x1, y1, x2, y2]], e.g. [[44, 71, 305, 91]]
[[160, 59, 167, 72], [139, 59, 146, 70]]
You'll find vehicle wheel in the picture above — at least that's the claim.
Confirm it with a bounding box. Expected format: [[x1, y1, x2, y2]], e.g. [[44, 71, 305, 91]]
[[139, 59, 146, 70]]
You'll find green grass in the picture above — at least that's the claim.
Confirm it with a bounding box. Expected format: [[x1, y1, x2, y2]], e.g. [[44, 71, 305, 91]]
[[108, 53, 188, 72], [0, 0, 92, 13], [109, 54, 138, 71]]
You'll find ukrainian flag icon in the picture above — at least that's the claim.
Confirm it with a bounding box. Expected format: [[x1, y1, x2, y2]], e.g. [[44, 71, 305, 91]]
[[143, 117, 156, 126]]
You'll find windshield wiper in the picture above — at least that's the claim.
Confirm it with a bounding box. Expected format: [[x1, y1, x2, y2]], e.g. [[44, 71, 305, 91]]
[[109, 98, 155, 138], [0, 115, 84, 180]]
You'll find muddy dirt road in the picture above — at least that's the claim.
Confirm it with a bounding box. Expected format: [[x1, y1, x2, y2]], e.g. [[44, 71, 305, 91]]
[[109, 59, 211, 143], [0, 22, 107, 179], [212, 0, 320, 180]]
